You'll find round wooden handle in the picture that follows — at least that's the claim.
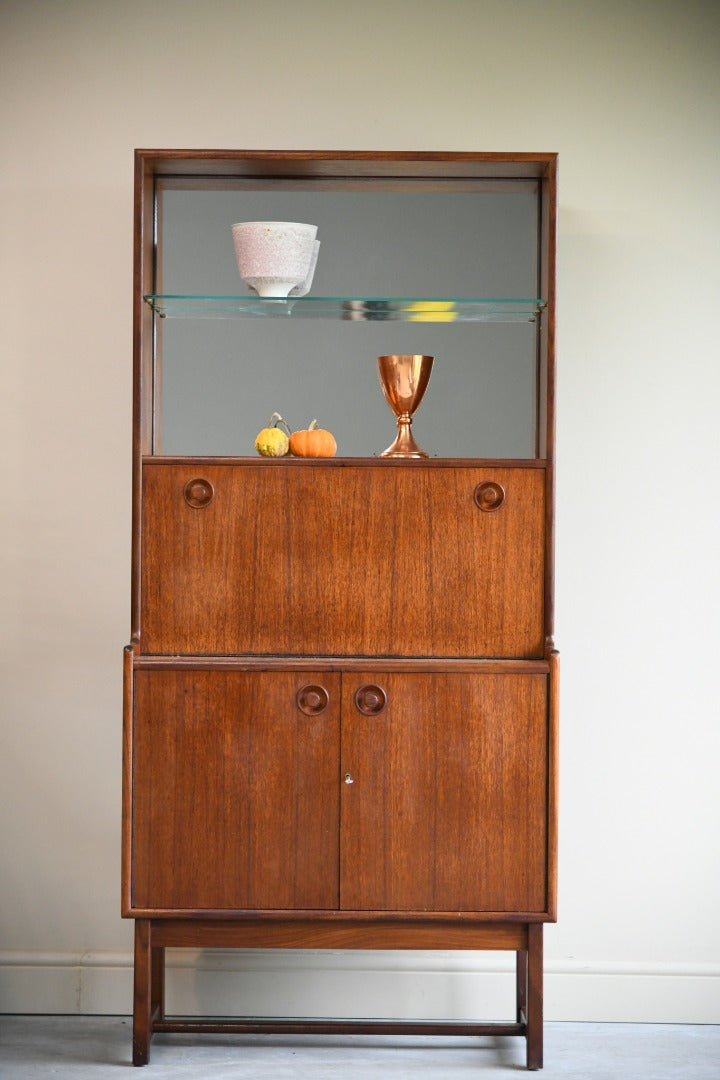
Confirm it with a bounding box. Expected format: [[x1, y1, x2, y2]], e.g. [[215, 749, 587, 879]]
[[474, 480, 506, 512], [183, 478, 214, 509], [296, 684, 330, 716], [354, 685, 387, 716]]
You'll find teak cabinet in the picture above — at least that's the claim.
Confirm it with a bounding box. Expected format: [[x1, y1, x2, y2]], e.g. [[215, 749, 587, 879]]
[[123, 150, 559, 1070]]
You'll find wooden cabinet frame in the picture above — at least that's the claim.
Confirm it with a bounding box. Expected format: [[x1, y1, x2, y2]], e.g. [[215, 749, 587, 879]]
[[124, 150, 558, 1070]]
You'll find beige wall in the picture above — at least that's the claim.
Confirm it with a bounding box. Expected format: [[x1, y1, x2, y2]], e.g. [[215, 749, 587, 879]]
[[1, 0, 719, 1021]]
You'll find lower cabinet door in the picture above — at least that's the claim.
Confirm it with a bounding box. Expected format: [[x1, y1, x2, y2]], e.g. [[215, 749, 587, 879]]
[[340, 672, 548, 913], [131, 668, 547, 915], [131, 670, 340, 911]]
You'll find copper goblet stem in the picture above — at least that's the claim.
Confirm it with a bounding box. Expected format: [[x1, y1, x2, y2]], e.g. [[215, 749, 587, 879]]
[[377, 354, 434, 458]]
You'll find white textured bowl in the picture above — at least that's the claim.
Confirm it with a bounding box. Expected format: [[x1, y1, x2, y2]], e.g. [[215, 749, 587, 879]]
[[232, 221, 317, 298]]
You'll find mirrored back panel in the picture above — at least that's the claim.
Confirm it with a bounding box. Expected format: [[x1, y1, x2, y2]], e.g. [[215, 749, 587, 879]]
[[152, 177, 543, 459]]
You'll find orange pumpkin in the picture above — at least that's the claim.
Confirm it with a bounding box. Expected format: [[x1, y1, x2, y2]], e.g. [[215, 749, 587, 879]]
[[289, 419, 337, 458]]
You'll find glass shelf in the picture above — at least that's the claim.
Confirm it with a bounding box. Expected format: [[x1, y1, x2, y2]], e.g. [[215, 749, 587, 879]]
[[144, 295, 545, 323]]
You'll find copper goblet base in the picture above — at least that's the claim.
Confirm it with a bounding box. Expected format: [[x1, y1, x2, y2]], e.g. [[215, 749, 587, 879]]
[[380, 416, 427, 458]]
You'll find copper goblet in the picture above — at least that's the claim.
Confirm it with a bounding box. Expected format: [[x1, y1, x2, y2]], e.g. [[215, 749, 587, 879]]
[[377, 354, 434, 458]]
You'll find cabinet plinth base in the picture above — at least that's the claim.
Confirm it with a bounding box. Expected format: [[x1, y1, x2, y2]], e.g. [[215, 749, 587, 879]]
[[131, 918, 544, 1070]]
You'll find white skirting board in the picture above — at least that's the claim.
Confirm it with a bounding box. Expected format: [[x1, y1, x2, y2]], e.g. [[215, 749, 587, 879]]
[[0, 951, 718, 1024]]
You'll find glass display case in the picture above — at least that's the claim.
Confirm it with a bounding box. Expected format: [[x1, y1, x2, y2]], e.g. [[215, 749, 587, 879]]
[[145, 170, 549, 459]]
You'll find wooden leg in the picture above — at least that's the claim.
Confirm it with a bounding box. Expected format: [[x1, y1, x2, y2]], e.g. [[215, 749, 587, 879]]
[[151, 946, 165, 1021], [516, 948, 528, 1023], [526, 924, 543, 1070], [133, 920, 153, 1066]]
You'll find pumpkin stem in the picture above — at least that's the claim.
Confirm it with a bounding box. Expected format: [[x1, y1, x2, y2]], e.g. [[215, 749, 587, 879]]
[[308, 419, 318, 431], [269, 412, 292, 435]]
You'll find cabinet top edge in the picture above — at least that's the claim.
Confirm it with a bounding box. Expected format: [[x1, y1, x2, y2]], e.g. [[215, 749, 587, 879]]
[[132, 655, 552, 673], [134, 149, 558, 181], [142, 456, 548, 469]]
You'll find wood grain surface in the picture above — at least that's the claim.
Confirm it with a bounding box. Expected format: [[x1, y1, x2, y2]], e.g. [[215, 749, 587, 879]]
[[130, 668, 548, 916], [340, 672, 547, 912], [150, 917, 528, 950], [131, 670, 341, 910], [140, 463, 545, 658]]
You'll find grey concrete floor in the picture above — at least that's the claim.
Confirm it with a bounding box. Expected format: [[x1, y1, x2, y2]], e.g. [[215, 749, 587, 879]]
[[0, 1017, 718, 1078]]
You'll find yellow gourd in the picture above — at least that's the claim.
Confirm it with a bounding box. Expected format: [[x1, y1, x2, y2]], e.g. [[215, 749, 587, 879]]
[[254, 412, 291, 457]]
